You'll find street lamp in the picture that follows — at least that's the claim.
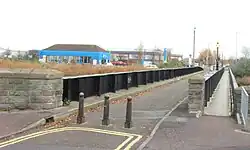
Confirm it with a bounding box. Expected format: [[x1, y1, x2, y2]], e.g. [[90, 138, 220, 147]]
[[216, 41, 220, 70], [192, 27, 196, 66]]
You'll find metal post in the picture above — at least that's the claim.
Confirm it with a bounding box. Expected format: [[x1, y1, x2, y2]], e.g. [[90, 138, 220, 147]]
[[192, 27, 196, 66], [124, 96, 133, 128], [102, 94, 110, 126], [77, 92, 85, 124], [221, 52, 223, 67], [216, 42, 219, 70], [236, 32, 238, 62]]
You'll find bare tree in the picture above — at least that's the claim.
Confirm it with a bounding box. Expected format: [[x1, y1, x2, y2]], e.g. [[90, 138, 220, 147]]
[[241, 46, 250, 58], [137, 41, 144, 64], [3, 49, 11, 58]]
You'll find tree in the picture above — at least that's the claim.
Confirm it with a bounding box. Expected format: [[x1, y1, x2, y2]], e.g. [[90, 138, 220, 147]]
[[3, 49, 11, 58], [198, 48, 213, 65], [137, 41, 144, 64], [17, 50, 22, 60], [241, 46, 250, 59]]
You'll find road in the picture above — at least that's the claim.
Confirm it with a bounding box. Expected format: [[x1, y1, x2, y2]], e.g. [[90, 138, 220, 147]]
[[0, 77, 191, 150], [143, 102, 250, 150]]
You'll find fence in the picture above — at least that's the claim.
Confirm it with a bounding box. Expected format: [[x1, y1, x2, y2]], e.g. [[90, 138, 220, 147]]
[[228, 68, 238, 116], [204, 67, 225, 106], [241, 87, 249, 128], [63, 67, 203, 101]]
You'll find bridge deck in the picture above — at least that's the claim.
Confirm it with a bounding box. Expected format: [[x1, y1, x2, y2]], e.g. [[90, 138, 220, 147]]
[[204, 69, 231, 116]]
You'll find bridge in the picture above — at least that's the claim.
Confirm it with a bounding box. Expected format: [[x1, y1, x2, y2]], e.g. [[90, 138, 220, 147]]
[[0, 66, 249, 149]]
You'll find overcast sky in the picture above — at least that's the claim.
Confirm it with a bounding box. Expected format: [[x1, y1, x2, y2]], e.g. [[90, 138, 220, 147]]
[[0, 0, 249, 58]]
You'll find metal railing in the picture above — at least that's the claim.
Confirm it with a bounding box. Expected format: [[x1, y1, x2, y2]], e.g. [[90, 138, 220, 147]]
[[228, 68, 238, 116], [204, 67, 225, 106], [241, 87, 249, 128], [62, 67, 203, 101]]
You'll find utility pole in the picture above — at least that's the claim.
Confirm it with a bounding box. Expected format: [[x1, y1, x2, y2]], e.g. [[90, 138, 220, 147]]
[[236, 32, 238, 62], [192, 27, 196, 66], [216, 41, 220, 70], [206, 43, 210, 65]]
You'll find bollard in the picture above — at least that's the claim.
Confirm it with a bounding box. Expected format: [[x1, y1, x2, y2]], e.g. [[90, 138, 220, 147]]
[[124, 96, 133, 128], [77, 92, 85, 124], [102, 94, 110, 125]]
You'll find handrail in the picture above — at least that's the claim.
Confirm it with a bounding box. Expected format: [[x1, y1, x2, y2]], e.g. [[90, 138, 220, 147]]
[[63, 66, 202, 79], [228, 67, 239, 116], [204, 67, 225, 107], [241, 86, 249, 128]]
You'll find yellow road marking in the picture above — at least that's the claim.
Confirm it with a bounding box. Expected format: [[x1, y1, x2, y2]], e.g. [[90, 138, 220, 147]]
[[124, 135, 143, 150], [114, 136, 133, 150], [0, 127, 142, 150]]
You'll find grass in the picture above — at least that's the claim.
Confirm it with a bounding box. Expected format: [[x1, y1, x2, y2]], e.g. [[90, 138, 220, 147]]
[[0, 59, 148, 76]]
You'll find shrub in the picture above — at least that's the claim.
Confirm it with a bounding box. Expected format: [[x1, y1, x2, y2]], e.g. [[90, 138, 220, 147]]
[[158, 60, 185, 68], [231, 58, 250, 78]]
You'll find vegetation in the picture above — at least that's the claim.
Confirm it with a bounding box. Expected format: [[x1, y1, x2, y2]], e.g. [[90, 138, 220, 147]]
[[231, 46, 250, 86], [0, 59, 147, 76], [158, 59, 185, 68]]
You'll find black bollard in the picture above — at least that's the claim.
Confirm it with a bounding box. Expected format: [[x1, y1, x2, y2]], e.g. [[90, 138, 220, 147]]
[[77, 92, 85, 124], [124, 96, 133, 128], [102, 94, 110, 125]]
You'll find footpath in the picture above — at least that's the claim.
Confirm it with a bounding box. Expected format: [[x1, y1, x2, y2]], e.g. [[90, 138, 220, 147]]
[[142, 69, 250, 150], [0, 74, 194, 150]]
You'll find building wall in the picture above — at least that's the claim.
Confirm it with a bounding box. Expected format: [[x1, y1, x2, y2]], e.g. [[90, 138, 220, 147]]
[[111, 51, 163, 64], [39, 50, 110, 64]]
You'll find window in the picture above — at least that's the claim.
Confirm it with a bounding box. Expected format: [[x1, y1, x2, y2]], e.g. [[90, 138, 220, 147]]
[[84, 57, 91, 63]]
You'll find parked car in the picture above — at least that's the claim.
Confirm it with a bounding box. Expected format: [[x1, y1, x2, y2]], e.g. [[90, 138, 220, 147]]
[[144, 64, 158, 69]]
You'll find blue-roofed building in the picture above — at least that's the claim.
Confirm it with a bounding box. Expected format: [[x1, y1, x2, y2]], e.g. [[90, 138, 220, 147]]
[[39, 44, 110, 64]]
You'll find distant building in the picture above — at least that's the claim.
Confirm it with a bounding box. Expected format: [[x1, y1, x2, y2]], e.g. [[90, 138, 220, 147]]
[[39, 44, 110, 64], [110, 48, 164, 65]]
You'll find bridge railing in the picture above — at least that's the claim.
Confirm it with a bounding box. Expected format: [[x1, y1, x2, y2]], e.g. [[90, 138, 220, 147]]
[[241, 87, 249, 128], [62, 67, 203, 101], [204, 67, 225, 107], [228, 68, 238, 116]]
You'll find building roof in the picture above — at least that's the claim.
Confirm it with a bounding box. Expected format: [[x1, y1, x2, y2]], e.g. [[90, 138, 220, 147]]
[[111, 50, 162, 55], [44, 44, 107, 52]]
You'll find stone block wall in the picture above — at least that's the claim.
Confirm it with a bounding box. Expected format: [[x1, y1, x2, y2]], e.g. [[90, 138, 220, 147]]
[[0, 69, 64, 110], [188, 75, 205, 114]]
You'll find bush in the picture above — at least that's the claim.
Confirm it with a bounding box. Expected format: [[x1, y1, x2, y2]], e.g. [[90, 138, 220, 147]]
[[158, 60, 185, 68], [236, 77, 250, 86], [231, 58, 250, 78]]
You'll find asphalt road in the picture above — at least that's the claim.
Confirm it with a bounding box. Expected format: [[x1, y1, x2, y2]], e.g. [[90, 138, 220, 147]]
[[0, 78, 191, 150], [142, 102, 250, 150]]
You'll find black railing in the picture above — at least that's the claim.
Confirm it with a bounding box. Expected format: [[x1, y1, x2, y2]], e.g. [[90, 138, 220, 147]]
[[204, 67, 225, 106], [63, 67, 203, 101]]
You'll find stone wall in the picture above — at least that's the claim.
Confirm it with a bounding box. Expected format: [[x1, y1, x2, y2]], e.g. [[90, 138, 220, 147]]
[[0, 69, 64, 110], [188, 75, 205, 114]]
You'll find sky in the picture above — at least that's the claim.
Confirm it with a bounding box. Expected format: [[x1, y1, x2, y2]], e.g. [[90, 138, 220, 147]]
[[0, 0, 250, 59]]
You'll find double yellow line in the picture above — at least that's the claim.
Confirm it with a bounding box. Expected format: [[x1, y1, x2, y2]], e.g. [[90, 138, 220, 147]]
[[0, 127, 142, 150]]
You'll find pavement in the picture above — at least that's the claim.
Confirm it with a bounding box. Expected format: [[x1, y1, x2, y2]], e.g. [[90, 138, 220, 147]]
[[0, 74, 192, 150], [142, 102, 250, 150], [140, 69, 250, 150], [204, 69, 231, 116]]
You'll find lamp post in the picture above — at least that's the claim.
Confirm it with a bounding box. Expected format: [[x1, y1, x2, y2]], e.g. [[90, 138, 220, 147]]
[[192, 27, 196, 66], [216, 41, 220, 70]]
